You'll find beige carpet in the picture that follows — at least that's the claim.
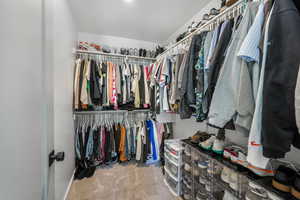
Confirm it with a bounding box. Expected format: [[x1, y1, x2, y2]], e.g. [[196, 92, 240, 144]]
[[67, 163, 180, 200]]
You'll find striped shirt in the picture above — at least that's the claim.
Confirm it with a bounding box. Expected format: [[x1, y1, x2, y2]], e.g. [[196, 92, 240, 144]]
[[238, 3, 265, 63]]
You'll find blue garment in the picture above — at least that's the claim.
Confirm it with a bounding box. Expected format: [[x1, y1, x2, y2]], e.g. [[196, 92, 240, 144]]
[[146, 120, 158, 164], [238, 3, 265, 63], [130, 128, 135, 155]]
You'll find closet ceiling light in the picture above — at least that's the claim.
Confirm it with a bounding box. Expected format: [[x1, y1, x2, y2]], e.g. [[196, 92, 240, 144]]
[[123, 0, 134, 3]]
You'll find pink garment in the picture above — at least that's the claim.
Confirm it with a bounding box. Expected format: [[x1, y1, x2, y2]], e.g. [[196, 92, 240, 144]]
[[111, 64, 118, 109], [156, 123, 165, 147]]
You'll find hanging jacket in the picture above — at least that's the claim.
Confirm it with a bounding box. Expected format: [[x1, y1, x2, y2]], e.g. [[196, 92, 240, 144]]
[[262, 0, 300, 158], [206, 19, 234, 114], [181, 34, 205, 106], [208, 2, 260, 133], [180, 34, 206, 119], [90, 60, 102, 105]]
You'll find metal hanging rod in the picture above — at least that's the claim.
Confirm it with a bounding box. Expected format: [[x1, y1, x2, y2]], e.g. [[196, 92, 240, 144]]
[[76, 50, 156, 61], [73, 109, 151, 115], [157, 0, 246, 59]]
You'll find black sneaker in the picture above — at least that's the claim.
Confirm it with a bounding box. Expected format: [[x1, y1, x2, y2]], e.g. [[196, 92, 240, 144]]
[[292, 173, 300, 199], [272, 165, 297, 193]]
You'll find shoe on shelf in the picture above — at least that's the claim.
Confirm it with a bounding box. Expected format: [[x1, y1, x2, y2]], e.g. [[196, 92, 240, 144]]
[[191, 150, 200, 161], [245, 189, 265, 200], [248, 181, 268, 198], [247, 163, 274, 177], [272, 165, 297, 193], [221, 167, 231, 183], [205, 183, 211, 192], [190, 131, 210, 144], [184, 145, 191, 156], [193, 168, 200, 176], [196, 191, 208, 200], [184, 163, 191, 172], [213, 129, 225, 154], [183, 179, 192, 189], [225, 0, 239, 7], [212, 138, 225, 154], [199, 175, 208, 185], [266, 191, 283, 200], [208, 164, 223, 175], [198, 160, 209, 169], [210, 8, 220, 16], [223, 190, 239, 200], [202, 13, 212, 21], [292, 173, 300, 199], [223, 145, 248, 167], [272, 165, 297, 192], [200, 136, 216, 150], [229, 171, 239, 191], [183, 193, 191, 200]]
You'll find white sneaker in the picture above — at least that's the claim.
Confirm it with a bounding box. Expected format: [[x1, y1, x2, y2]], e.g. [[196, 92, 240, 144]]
[[205, 184, 211, 192], [223, 190, 239, 200], [266, 191, 283, 200], [191, 150, 200, 161], [193, 168, 200, 176], [221, 167, 231, 183], [184, 163, 191, 172], [212, 139, 225, 154], [200, 136, 216, 150], [248, 181, 268, 198], [229, 171, 238, 191], [199, 176, 208, 185]]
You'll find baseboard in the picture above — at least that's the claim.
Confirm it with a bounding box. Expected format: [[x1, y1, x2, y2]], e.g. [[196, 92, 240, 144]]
[[63, 170, 75, 200]]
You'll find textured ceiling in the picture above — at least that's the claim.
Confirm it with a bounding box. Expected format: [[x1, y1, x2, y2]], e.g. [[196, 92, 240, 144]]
[[68, 0, 211, 43]]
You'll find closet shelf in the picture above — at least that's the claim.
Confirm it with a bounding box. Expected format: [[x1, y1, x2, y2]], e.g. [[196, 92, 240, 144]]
[[157, 0, 246, 59], [73, 109, 151, 115], [76, 50, 157, 61]]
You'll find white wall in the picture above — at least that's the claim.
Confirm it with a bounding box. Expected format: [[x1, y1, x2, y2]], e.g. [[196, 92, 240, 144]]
[[53, 0, 77, 200], [0, 1, 43, 199], [78, 32, 158, 50], [164, 0, 220, 45]]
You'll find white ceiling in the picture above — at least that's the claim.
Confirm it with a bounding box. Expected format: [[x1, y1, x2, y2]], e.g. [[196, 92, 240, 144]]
[[68, 0, 211, 43]]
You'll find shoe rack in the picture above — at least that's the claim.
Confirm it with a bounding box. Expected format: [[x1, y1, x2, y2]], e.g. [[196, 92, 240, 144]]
[[181, 139, 291, 200]]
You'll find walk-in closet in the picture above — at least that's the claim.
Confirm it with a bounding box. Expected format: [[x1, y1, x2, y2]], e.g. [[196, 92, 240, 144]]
[[2, 0, 300, 200]]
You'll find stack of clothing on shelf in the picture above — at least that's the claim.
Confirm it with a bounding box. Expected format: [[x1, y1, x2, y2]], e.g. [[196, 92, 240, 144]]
[[73, 58, 154, 111], [78, 41, 157, 58], [74, 120, 173, 179], [153, 0, 300, 172]]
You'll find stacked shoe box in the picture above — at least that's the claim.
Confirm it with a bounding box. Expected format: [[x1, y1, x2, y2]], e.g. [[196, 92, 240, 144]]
[[164, 139, 183, 197], [192, 147, 214, 200], [212, 160, 248, 199], [182, 143, 193, 200], [182, 140, 249, 200], [181, 139, 293, 200]]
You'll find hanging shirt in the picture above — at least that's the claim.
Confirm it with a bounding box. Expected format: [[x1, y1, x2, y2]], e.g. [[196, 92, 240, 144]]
[[238, 2, 265, 100], [80, 60, 90, 108], [208, 2, 259, 132], [247, 2, 273, 168], [119, 125, 127, 162], [74, 59, 82, 109]]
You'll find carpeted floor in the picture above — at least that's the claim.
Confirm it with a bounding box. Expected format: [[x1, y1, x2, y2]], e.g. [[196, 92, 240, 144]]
[[67, 163, 180, 200]]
